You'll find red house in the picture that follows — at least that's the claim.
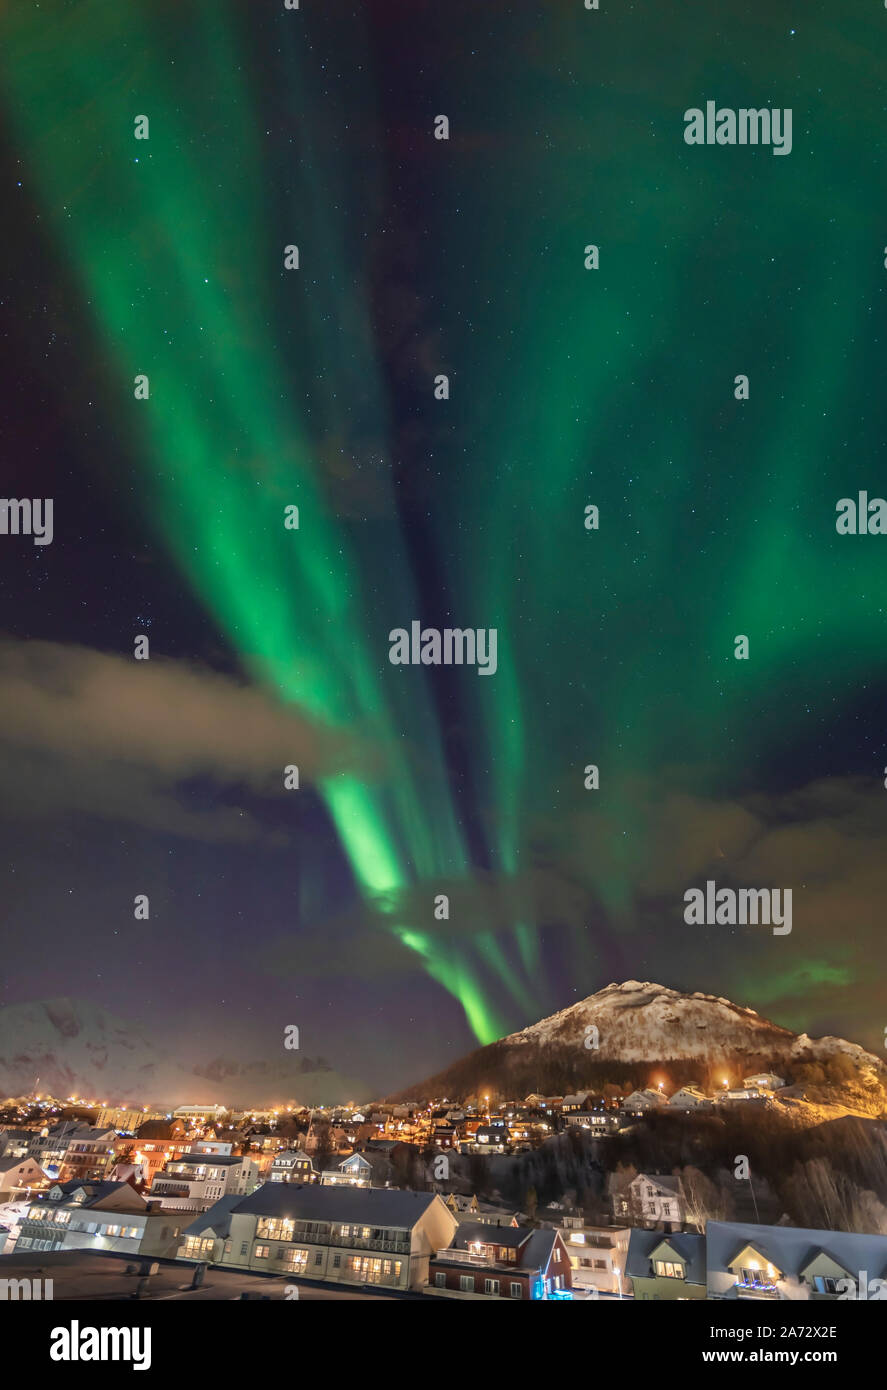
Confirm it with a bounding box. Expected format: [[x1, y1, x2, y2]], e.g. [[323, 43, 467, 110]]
[[429, 1221, 573, 1299]]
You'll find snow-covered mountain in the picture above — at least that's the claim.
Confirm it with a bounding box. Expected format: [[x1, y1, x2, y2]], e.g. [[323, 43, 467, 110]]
[[0, 998, 366, 1108], [396, 981, 885, 1101]]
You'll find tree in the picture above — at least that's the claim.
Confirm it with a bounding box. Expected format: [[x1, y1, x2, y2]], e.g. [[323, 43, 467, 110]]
[[679, 1166, 734, 1231], [524, 1185, 539, 1222], [312, 1121, 334, 1169]]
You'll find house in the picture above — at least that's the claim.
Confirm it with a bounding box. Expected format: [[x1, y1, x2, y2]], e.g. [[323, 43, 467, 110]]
[[469, 1124, 510, 1154], [172, 1105, 228, 1124], [716, 1088, 769, 1105], [429, 1221, 573, 1299], [563, 1109, 620, 1134], [56, 1128, 121, 1184], [130, 1134, 195, 1189], [137, 1119, 187, 1141], [613, 1173, 686, 1231], [705, 1221, 887, 1301], [320, 1152, 391, 1188], [742, 1073, 785, 1092], [15, 1181, 183, 1259], [269, 1150, 316, 1184], [179, 1182, 457, 1290], [149, 1153, 258, 1209], [26, 1123, 118, 1180], [431, 1124, 458, 1150], [561, 1093, 590, 1113], [626, 1229, 707, 1300], [446, 1193, 479, 1216], [0, 1156, 47, 1195], [667, 1086, 711, 1112], [621, 1089, 666, 1115], [556, 1216, 631, 1296], [0, 1128, 35, 1159], [177, 1194, 244, 1264]]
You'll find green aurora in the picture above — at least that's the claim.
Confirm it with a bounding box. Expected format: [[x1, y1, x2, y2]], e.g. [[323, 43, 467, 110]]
[[2, 0, 885, 1047]]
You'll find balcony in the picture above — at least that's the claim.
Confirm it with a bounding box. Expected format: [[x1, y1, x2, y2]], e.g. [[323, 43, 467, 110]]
[[436, 1248, 516, 1269], [333, 1234, 410, 1253]]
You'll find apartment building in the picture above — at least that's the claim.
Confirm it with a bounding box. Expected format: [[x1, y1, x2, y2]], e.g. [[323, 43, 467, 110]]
[[15, 1180, 183, 1259], [149, 1153, 258, 1210], [178, 1182, 457, 1291]]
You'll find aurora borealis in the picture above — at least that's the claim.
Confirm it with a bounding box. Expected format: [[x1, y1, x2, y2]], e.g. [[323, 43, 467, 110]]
[[1, 0, 886, 1094]]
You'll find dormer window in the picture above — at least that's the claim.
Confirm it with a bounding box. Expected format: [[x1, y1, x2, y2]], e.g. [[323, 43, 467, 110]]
[[654, 1260, 684, 1278], [812, 1275, 842, 1295], [737, 1262, 777, 1290]]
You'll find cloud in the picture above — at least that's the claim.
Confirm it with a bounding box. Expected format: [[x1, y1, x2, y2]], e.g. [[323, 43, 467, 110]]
[[0, 636, 369, 841], [262, 772, 887, 1053]]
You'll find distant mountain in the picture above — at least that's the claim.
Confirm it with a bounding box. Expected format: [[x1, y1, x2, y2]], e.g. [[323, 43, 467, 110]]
[[0, 998, 366, 1108], [392, 981, 886, 1103]]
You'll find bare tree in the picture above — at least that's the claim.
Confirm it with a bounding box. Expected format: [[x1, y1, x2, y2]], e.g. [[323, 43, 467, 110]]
[[679, 1166, 733, 1232]]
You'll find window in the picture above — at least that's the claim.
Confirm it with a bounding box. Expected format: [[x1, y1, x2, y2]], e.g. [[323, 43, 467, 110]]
[[254, 1244, 270, 1258], [435, 1272, 446, 1288], [484, 1279, 500, 1296], [240, 1241, 248, 1256], [459, 1275, 474, 1292], [654, 1260, 683, 1279], [257, 1217, 295, 1242], [286, 1249, 309, 1272], [510, 1282, 522, 1299], [333, 1254, 341, 1268], [348, 1256, 385, 1283], [314, 1252, 323, 1266], [813, 1276, 840, 1295]]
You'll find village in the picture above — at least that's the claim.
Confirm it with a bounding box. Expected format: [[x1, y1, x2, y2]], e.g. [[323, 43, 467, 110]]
[[1, 1072, 884, 1302]]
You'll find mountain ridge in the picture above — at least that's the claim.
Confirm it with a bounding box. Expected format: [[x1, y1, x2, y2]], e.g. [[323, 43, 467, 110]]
[[390, 980, 885, 1102]]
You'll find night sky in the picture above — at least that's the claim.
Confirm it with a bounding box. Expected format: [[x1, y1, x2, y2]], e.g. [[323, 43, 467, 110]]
[[1, 0, 885, 1101]]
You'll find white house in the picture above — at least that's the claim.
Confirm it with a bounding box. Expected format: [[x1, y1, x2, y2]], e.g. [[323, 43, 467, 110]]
[[667, 1086, 711, 1112], [320, 1153, 379, 1188], [558, 1216, 630, 1296], [0, 1156, 47, 1195], [615, 1174, 685, 1232], [15, 1180, 182, 1259], [149, 1153, 258, 1210], [172, 1104, 228, 1124], [621, 1089, 667, 1115]]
